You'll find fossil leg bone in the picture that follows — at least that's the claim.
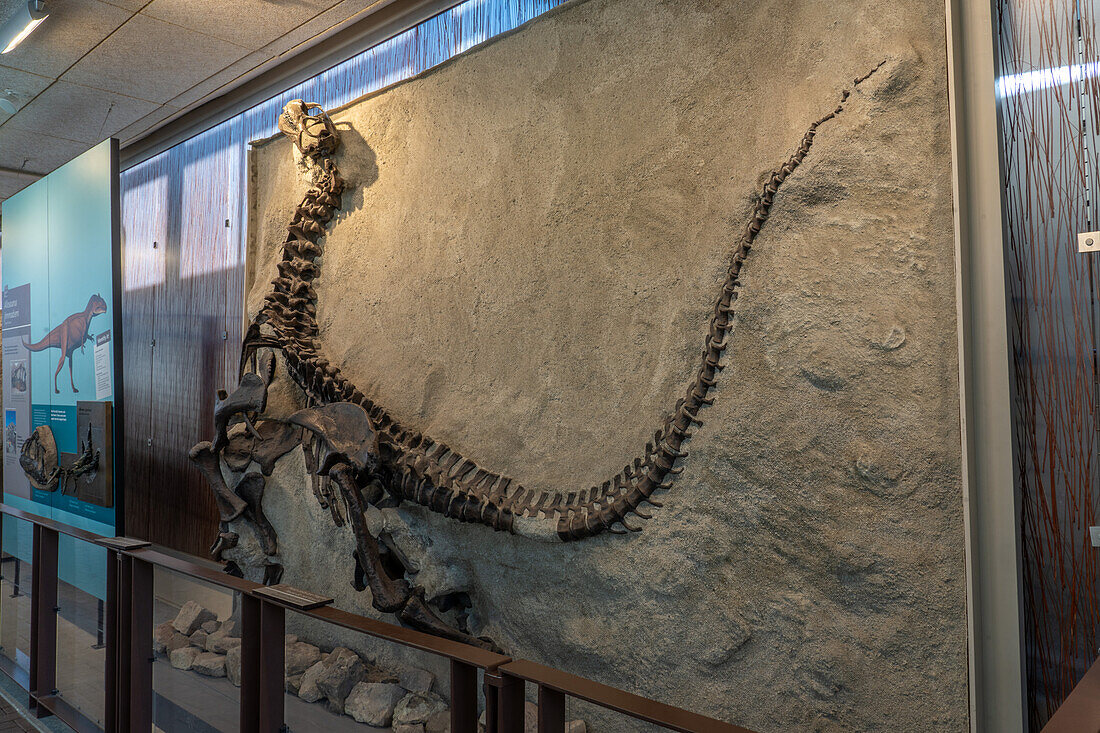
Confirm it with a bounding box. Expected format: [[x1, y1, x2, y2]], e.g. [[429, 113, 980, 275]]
[[189, 441, 248, 521], [236, 472, 278, 556]]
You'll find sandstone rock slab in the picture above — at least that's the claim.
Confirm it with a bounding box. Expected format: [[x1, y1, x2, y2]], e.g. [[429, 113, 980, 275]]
[[206, 628, 243, 654], [171, 601, 216, 636], [344, 681, 405, 726], [297, 660, 326, 703], [316, 647, 366, 713], [426, 710, 450, 733], [189, 629, 208, 649], [192, 652, 227, 677], [226, 645, 242, 687], [394, 692, 448, 727], [169, 646, 202, 670], [285, 640, 321, 677], [241, 0, 968, 731]]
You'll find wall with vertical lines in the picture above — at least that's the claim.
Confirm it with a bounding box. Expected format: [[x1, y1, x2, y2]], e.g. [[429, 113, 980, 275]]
[[119, 0, 565, 556], [997, 0, 1100, 727]]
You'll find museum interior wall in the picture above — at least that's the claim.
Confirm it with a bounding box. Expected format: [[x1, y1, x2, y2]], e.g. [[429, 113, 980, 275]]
[[118, 0, 971, 730]]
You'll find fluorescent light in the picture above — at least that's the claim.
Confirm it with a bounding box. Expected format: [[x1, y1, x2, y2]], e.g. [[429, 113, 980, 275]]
[[996, 61, 1100, 98], [1, 2, 48, 55]]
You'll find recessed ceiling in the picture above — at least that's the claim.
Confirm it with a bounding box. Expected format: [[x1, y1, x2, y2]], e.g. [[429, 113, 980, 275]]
[[0, 0, 381, 203]]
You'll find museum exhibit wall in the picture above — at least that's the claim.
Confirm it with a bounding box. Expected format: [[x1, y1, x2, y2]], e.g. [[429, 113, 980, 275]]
[[121, 0, 968, 730], [997, 0, 1100, 726], [237, 0, 964, 731]]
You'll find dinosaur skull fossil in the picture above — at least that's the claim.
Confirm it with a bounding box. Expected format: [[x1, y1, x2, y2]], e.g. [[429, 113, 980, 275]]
[[278, 99, 340, 159]]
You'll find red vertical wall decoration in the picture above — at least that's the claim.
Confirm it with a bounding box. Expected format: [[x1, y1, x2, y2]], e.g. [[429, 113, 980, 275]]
[[998, 0, 1100, 726]]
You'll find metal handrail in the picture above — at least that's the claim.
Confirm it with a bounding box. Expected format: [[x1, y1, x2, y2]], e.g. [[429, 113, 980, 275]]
[[0, 502, 756, 733], [498, 659, 756, 733]]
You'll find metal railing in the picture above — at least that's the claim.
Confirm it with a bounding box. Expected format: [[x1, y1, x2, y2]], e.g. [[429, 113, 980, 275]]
[[0, 502, 753, 733]]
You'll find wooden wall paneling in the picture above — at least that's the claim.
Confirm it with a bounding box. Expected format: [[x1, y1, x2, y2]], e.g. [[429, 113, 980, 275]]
[[145, 123, 235, 557], [120, 156, 169, 542]]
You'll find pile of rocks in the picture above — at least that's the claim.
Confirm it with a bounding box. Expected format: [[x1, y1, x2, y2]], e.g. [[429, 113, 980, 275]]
[[153, 601, 450, 731], [154, 601, 586, 732]]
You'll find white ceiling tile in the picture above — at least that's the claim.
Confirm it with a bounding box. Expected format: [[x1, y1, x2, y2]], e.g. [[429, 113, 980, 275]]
[[261, 0, 377, 59], [112, 103, 180, 144], [0, 64, 53, 115], [62, 13, 252, 104], [143, 0, 339, 51], [167, 49, 273, 111], [0, 126, 88, 173], [0, 0, 133, 78], [96, 0, 147, 9], [4, 80, 157, 143]]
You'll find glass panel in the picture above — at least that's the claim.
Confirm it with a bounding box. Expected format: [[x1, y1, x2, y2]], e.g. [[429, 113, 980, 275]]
[[54, 534, 108, 726], [996, 0, 1100, 724], [282, 609, 450, 732], [152, 565, 240, 733], [0, 514, 34, 689]]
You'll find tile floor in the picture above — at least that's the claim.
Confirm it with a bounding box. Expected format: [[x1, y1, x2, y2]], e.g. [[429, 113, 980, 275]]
[[0, 698, 38, 732]]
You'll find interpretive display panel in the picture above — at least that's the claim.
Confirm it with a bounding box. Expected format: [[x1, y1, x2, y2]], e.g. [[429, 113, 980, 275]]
[[0, 139, 122, 597]]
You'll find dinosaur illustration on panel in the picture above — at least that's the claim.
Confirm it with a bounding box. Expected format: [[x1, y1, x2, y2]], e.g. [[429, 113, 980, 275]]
[[22, 294, 107, 393], [192, 67, 881, 650]]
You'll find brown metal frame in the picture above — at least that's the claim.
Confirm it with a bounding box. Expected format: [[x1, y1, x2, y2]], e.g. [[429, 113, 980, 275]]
[[0, 503, 757, 733]]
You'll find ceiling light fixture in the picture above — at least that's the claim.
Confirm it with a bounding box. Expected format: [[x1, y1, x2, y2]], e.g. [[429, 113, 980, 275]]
[[1, 1, 48, 55]]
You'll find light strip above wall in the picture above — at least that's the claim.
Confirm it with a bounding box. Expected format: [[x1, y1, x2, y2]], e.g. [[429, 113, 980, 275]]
[[1, 1, 48, 55], [996, 60, 1100, 97]]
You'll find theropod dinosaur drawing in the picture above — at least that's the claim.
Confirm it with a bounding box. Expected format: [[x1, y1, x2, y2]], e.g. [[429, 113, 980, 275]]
[[192, 67, 881, 649], [22, 294, 107, 394]]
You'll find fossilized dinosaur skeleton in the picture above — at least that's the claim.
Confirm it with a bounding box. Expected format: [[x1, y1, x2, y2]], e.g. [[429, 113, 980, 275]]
[[192, 71, 878, 645]]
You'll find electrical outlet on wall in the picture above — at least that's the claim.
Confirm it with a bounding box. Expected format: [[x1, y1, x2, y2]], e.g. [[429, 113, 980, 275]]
[[1079, 231, 1100, 253], [1091, 526, 1100, 547]]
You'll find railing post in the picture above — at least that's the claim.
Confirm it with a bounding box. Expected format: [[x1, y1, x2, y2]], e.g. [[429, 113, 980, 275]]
[[104, 550, 118, 733], [258, 598, 285, 733], [28, 527, 39, 711], [30, 524, 58, 718], [484, 669, 499, 733], [485, 669, 524, 733], [127, 556, 153, 731], [451, 659, 478, 733], [537, 684, 565, 732], [241, 593, 260, 733], [242, 594, 291, 733], [114, 552, 132, 732]]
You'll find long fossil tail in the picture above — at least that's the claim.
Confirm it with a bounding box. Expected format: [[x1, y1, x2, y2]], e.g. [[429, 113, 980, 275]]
[[552, 92, 851, 540]]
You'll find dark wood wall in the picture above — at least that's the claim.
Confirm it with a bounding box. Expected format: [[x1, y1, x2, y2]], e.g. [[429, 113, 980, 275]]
[[120, 123, 243, 557]]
